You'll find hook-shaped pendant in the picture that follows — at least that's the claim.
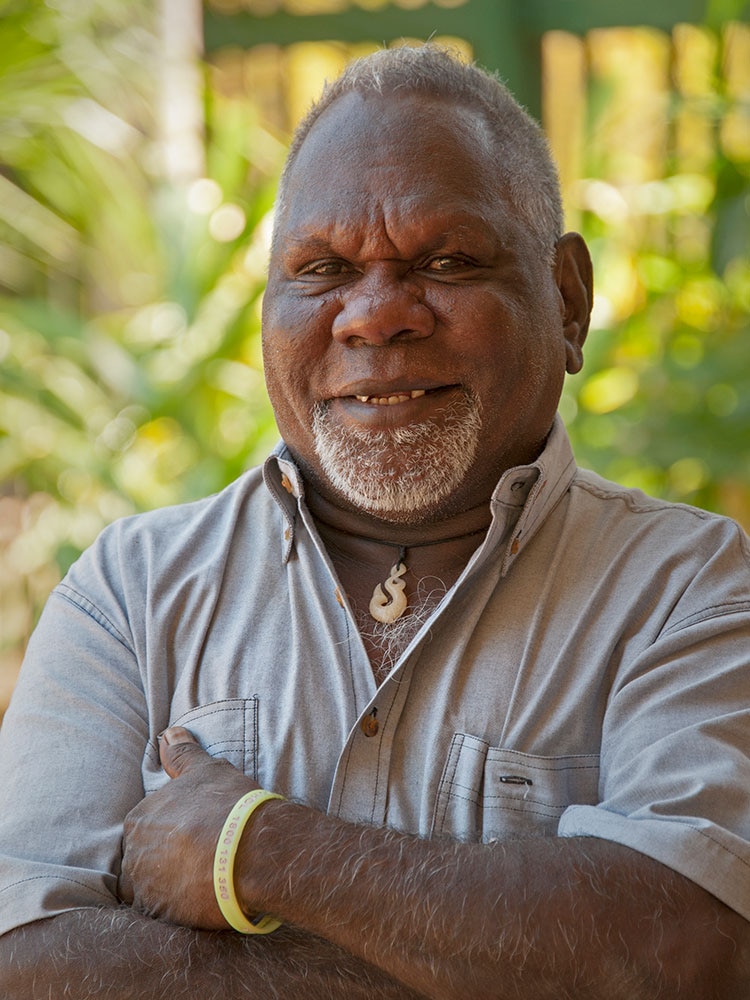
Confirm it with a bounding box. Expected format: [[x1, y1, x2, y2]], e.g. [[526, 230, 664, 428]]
[[369, 561, 408, 624]]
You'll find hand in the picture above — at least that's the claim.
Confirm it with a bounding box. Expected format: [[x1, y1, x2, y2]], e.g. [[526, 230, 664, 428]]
[[118, 726, 259, 929]]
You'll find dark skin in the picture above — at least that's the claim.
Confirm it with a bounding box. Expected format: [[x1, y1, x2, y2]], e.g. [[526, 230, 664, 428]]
[[116, 728, 750, 999], [115, 93, 750, 996], [261, 89, 591, 672], [4, 90, 749, 999], [262, 92, 591, 534]]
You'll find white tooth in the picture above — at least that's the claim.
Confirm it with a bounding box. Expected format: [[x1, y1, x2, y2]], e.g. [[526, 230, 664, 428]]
[[355, 391, 425, 405]]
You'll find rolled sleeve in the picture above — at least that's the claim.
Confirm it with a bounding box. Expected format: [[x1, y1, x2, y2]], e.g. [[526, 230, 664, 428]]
[[560, 606, 750, 921], [0, 586, 148, 936]]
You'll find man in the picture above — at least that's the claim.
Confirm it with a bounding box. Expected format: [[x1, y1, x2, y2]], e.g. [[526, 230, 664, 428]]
[[1, 45, 749, 999]]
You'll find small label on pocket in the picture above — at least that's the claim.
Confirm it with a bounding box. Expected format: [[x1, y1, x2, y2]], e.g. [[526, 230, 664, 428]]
[[431, 733, 600, 841]]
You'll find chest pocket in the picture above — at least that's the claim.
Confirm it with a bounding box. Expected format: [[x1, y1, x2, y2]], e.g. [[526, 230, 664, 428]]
[[142, 698, 259, 794], [431, 733, 600, 841]]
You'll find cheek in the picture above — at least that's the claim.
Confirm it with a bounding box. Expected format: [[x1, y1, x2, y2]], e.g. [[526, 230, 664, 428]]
[[433, 284, 522, 329], [262, 292, 339, 441], [262, 356, 316, 459], [263, 292, 333, 371], [262, 340, 314, 426]]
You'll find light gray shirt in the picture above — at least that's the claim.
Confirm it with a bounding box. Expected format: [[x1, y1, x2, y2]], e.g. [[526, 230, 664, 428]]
[[1, 417, 750, 936]]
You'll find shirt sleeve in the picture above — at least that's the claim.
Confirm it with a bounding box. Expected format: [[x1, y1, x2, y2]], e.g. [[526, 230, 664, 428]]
[[559, 594, 750, 921], [0, 573, 149, 936]]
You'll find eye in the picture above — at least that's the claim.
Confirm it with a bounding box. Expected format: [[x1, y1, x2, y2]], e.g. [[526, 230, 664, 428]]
[[298, 259, 354, 277], [422, 254, 476, 273]]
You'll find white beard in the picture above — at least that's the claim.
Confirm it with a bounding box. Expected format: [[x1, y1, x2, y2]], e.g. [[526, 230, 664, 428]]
[[311, 391, 482, 523]]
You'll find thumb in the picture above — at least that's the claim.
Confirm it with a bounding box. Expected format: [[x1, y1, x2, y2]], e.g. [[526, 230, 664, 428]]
[[159, 726, 207, 778]]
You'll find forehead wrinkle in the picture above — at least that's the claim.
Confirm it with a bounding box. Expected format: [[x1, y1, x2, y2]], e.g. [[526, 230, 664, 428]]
[[282, 195, 502, 262], [281, 212, 389, 260]]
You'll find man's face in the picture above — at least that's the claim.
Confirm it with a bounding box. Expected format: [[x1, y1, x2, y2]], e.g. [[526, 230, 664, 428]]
[[262, 91, 589, 524]]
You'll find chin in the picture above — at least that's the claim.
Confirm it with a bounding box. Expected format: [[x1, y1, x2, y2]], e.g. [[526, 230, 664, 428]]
[[311, 391, 483, 523]]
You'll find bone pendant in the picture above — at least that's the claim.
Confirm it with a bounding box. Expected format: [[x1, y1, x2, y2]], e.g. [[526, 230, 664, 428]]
[[369, 561, 408, 624]]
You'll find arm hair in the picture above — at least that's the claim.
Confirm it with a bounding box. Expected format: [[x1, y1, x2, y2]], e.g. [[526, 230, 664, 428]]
[[242, 806, 750, 1000], [0, 906, 428, 1000]]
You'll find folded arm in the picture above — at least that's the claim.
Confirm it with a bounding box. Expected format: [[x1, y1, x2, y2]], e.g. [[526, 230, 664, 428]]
[[0, 908, 428, 1000], [120, 730, 750, 1000], [225, 804, 750, 999]]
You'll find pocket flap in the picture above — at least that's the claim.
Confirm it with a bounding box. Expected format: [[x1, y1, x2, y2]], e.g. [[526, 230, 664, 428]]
[[432, 733, 600, 841], [143, 698, 259, 793]]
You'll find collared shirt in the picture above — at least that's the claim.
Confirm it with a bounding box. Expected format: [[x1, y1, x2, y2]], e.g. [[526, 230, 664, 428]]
[[1, 417, 750, 936]]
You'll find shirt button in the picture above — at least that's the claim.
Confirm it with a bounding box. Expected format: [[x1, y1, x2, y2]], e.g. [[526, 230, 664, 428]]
[[361, 710, 379, 737], [281, 473, 295, 495]]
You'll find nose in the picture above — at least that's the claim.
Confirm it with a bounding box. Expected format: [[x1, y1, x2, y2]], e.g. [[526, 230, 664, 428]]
[[331, 268, 435, 345]]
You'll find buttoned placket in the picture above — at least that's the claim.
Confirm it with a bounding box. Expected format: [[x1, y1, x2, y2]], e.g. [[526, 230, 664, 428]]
[[264, 428, 577, 828], [318, 480, 538, 827]]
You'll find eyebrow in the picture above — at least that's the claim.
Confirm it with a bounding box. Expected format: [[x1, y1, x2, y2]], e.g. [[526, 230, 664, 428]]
[[282, 234, 335, 252], [279, 220, 499, 260]]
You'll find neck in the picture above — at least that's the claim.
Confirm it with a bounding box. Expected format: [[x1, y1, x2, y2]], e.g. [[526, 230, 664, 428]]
[[304, 481, 493, 667], [304, 481, 493, 550]]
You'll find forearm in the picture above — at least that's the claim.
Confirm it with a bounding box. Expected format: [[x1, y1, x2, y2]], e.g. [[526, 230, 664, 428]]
[[243, 804, 750, 1000], [0, 907, 427, 1000]]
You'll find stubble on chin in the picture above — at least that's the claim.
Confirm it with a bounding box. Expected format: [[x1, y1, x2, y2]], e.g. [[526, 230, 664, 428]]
[[311, 391, 483, 523]]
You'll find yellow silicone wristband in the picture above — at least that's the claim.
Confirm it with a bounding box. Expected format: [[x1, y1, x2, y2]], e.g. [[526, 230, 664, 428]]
[[213, 788, 284, 934]]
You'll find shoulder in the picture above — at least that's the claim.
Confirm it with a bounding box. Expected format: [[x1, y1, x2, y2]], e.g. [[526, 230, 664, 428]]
[[104, 464, 268, 552], [61, 465, 276, 609], [571, 467, 748, 546], [568, 469, 750, 591]]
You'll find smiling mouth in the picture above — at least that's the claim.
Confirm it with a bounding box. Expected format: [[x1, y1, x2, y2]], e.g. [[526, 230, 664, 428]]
[[353, 389, 428, 406]]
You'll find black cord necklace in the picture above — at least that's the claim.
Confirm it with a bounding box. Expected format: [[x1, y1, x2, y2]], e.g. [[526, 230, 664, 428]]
[[318, 522, 489, 624]]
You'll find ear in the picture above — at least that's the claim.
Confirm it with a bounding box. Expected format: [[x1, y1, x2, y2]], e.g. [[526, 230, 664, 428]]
[[553, 232, 593, 375]]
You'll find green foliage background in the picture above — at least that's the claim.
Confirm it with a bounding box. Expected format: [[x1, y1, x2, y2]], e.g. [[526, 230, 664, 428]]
[[0, 1, 748, 712], [560, 23, 750, 516]]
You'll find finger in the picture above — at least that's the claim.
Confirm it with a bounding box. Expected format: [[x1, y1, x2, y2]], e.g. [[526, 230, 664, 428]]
[[159, 726, 207, 778], [117, 865, 134, 906]]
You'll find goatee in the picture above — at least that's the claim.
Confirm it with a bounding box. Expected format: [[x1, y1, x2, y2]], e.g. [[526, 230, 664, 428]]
[[311, 390, 483, 523]]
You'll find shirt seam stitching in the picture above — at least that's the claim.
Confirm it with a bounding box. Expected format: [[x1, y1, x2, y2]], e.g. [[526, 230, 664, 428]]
[[0, 875, 113, 900], [660, 600, 750, 636], [694, 826, 750, 873], [54, 584, 133, 651], [370, 689, 403, 823], [434, 733, 465, 836]]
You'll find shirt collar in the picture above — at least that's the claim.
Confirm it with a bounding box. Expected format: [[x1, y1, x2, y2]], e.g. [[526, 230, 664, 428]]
[[262, 442, 304, 563], [490, 415, 577, 576], [262, 414, 577, 573]]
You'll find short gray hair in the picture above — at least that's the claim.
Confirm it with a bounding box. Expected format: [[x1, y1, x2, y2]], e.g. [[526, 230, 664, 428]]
[[276, 45, 564, 256]]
